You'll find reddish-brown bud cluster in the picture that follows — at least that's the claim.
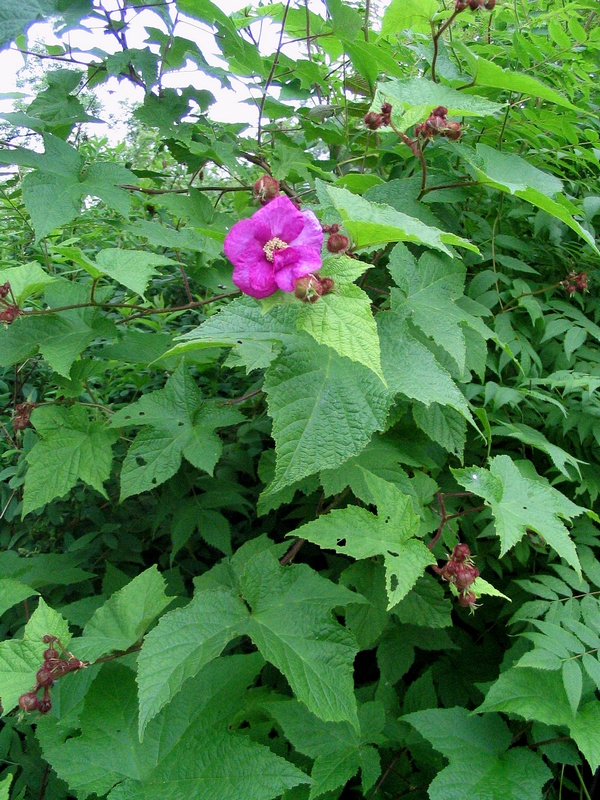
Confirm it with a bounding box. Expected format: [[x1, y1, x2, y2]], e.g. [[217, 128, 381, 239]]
[[0, 282, 21, 325], [13, 402, 35, 432], [294, 274, 335, 303], [433, 543, 480, 612], [561, 270, 588, 296], [253, 175, 280, 205], [322, 223, 339, 234], [364, 102, 393, 131], [415, 106, 463, 141], [456, 0, 495, 10], [17, 635, 89, 715], [326, 232, 350, 254]]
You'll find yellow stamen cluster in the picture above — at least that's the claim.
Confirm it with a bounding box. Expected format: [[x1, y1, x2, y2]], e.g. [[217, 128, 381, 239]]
[[263, 237, 288, 262]]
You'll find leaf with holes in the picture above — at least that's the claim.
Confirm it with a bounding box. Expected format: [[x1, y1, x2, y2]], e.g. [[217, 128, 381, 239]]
[[111, 363, 244, 500]]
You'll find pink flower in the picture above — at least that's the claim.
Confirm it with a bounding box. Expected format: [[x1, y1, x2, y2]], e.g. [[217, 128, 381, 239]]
[[224, 195, 323, 299]]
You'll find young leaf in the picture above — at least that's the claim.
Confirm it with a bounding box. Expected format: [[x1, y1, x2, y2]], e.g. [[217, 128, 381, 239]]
[[296, 283, 384, 381], [320, 184, 479, 254], [453, 456, 583, 572], [295, 473, 436, 608]]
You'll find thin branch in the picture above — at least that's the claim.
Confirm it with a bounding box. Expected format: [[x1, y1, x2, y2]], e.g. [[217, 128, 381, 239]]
[[257, 0, 292, 147]]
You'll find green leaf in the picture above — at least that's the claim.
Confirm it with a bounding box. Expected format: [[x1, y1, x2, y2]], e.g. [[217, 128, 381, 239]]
[[94, 249, 178, 297], [0, 578, 38, 617], [263, 334, 392, 494], [462, 145, 597, 249], [320, 184, 478, 254], [0, 774, 12, 800], [378, 312, 473, 419], [295, 473, 435, 608], [458, 47, 580, 111], [381, 0, 438, 35], [23, 405, 117, 516], [297, 284, 384, 381], [493, 422, 583, 479], [404, 707, 552, 800], [75, 567, 172, 662], [240, 550, 362, 728], [0, 134, 136, 240], [0, 262, 57, 303], [453, 455, 583, 572], [0, 598, 70, 714], [477, 668, 600, 769], [372, 78, 502, 132], [389, 245, 492, 375], [38, 656, 308, 800], [562, 659, 582, 716], [413, 402, 467, 459], [112, 364, 244, 500], [137, 587, 250, 738], [267, 699, 381, 800], [0, 0, 91, 48]]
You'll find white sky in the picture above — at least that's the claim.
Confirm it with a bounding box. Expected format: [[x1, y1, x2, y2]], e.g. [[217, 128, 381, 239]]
[[0, 0, 322, 142]]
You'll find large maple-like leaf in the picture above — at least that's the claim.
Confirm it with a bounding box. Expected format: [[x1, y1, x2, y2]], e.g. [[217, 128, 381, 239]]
[[111, 364, 244, 500], [404, 707, 552, 800], [23, 406, 117, 516], [137, 548, 362, 738], [37, 656, 309, 800], [453, 455, 583, 572], [295, 473, 435, 608]]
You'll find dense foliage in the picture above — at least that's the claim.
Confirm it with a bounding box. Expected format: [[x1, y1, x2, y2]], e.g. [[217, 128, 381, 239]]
[[0, 0, 599, 798]]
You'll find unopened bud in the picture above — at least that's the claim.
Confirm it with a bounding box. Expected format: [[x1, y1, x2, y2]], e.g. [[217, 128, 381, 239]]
[[431, 106, 448, 118], [253, 175, 280, 205], [364, 111, 382, 130], [455, 0, 468, 9], [445, 121, 462, 140], [380, 102, 392, 125], [0, 281, 11, 299], [484, 0, 496, 8], [326, 233, 350, 253], [319, 278, 335, 295], [294, 275, 323, 302]]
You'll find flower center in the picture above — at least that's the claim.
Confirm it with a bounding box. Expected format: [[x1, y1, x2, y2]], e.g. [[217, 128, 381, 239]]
[[263, 237, 288, 262]]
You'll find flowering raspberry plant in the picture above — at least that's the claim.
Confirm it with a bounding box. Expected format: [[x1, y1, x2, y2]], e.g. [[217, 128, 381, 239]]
[[223, 195, 323, 298]]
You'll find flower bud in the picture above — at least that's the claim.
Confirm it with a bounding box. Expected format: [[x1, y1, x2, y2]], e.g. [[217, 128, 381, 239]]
[[468, 0, 485, 8], [319, 278, 335, 295], [380, 102, 392, 125], [0, 305, 21, 324], [0, 281, 11, 299], [19, 692, 40, 712], [445, 121, 462, 140], [294, 275, 323, 302], [458, 591, 478, 609], [253, 175, 280, 205], [322, 223, 339, 234], [326, 233, 350, 253], [364, 111, 382, 130], [484, 0, 496, 8], [451, 543, 471, 562], [455, 0, 468, 9], [431, 106, 448, 118]]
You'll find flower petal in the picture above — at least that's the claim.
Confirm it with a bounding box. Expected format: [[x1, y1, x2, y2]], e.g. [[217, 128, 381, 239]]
[[224, 218, 269, 267], [251, 195, 304, 242], [289, 208, 324, 252], [232, 258, 277, 298], [273, 246, 322, 292]]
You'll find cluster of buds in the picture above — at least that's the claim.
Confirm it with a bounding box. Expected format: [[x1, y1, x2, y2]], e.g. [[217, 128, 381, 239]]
[[322, 223, 350, 254], [433, 543, 480, 612], [13, 401, 35, 432], [294, 273, 335, 303], [455, 0, 495, 10], [561, 270, 588, 296], [18, 635, 89, 715], [0, 281, 21, 325], [253, 175, 280, 205], [415, 106, 462, 141], [364, 102, 393, 131]]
